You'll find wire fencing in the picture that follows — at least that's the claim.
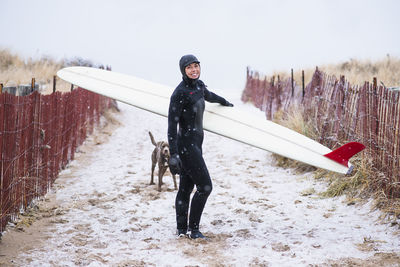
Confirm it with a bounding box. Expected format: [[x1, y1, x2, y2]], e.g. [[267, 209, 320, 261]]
[[0, 88, 116, 234], [242, 67, 400, 198]]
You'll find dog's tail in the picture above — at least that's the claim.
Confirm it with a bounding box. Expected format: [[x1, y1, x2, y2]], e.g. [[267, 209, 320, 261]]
[[148, 131, 157, 146]]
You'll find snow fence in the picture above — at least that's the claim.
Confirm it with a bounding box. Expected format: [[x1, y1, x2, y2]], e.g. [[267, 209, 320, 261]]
[[0, 88, 116, 234], [242, 68, 400, 199]]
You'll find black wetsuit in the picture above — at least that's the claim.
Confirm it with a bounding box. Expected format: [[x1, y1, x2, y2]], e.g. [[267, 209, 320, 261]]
[[168, 78, 231, 232]]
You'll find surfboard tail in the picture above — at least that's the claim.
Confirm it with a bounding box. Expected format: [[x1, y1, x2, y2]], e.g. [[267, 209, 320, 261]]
[[323, 142, 365, 167]]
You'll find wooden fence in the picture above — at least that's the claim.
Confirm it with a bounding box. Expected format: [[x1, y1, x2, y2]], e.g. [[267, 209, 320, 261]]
[[242, 67, 400, 198], [0, 88, 115, 234]]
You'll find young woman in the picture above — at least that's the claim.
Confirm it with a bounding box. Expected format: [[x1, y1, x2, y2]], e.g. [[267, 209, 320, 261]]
[[168, 54, 233, 239]]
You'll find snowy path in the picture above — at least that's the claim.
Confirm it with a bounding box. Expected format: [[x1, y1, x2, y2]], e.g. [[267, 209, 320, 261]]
[[12, 94, 400, 266]]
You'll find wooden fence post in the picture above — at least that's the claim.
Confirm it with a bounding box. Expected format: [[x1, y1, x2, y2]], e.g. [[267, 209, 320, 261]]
[[291, 68, 294, 97], [372, 77, 378, 136], [0, 83, 3, 94], [302, 70, 305, 98], [31, 78, 35, 92], [71, 84, 74, 91], [53, 76, 56, 93]]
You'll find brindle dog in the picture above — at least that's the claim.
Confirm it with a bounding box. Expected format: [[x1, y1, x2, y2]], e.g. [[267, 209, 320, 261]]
[[149, 131, 177, 191]]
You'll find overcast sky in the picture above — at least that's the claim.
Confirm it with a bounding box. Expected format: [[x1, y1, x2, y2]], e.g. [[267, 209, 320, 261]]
[[1, 0, 399, 90]]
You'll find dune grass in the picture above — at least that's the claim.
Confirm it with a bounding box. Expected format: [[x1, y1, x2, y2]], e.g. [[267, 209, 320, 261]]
[[272, 55, 400, 88], [0, 48, 100, 94]]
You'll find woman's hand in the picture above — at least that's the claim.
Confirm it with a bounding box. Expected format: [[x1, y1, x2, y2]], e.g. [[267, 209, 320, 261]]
[[223, 101, 234, 107], [169, 154, 182, 175]]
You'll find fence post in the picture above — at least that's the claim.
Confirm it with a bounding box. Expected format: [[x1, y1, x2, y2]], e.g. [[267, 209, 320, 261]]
[[31, 78, 35, 93], [53, 76, 56, 93], [372, 77, 378, 136], [302, 70, 305, 98], [71, 84, 74, 91], [0, 83, 3, 94], [291, 68, 294, 97]]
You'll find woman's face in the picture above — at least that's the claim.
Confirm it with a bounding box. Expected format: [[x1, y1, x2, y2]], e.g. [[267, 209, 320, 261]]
[[185, 63, 201, 79]]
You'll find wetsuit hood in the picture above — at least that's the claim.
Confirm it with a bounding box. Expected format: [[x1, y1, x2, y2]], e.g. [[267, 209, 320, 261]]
[[179, 54, 200, 85]]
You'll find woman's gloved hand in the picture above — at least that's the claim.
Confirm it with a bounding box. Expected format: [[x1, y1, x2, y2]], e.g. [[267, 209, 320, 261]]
[[223, 100, 234, 107], [169, 154, 182, 175]]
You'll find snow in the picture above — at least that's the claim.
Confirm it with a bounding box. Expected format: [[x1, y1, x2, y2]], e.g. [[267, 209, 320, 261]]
[[15, 88, 400, 266]]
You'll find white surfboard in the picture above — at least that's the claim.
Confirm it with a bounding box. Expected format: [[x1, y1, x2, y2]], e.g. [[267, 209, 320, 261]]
[[57, 67, 364, 174]]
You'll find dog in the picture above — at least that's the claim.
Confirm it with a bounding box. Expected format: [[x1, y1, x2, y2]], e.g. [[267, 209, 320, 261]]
[[149, 131, 177, 192]]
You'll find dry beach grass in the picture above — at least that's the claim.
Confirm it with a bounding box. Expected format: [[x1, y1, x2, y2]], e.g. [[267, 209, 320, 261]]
[[271, 55, 400, 88], [0, 48, 100, 94]]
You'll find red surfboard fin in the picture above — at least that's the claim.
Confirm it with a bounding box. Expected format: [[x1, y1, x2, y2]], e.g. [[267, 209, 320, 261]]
[[323, 142, 365, 167]]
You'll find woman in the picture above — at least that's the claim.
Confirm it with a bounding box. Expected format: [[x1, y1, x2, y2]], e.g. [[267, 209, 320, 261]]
[[168, 54, 233, 239]]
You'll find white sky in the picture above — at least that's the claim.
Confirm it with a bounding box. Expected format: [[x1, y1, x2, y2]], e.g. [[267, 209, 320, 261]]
[[1, 0, 399, 90]]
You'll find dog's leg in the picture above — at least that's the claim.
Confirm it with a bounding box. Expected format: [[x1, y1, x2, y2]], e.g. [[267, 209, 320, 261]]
[[150, 162, 156, 185], [157, 166, 164, 192], [150, 149, 157, 185], [159, 166, 171, 191]]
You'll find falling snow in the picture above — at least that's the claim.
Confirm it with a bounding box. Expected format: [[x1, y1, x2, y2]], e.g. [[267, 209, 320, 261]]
[[5, 89, 400, 266]]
